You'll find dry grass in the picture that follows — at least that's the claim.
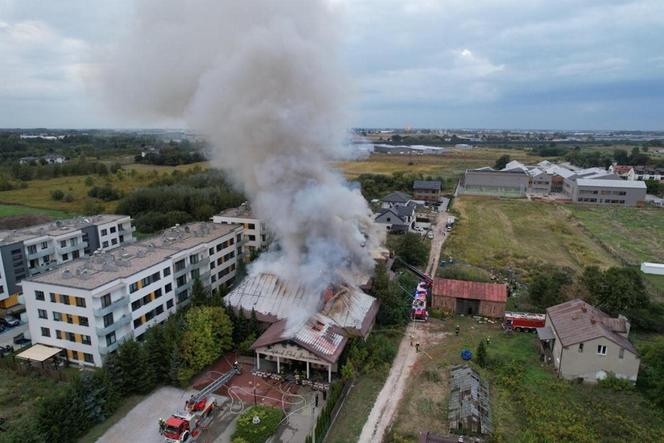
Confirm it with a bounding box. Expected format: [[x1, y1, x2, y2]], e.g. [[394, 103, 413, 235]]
[[443, 197, 619, 277], [335, 149, 550, 180]]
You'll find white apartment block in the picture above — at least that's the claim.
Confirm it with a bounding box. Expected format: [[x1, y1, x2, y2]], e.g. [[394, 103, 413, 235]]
[[211, 202, 268, 257], [21, 222, 242, 367], [0, 215, 134, 308]]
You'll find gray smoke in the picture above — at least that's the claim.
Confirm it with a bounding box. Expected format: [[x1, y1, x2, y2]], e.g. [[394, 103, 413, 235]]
[[99, 0, 384, 328]]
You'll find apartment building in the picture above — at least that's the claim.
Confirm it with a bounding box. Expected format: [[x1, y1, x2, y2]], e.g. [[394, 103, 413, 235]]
[[20, 222, 242, 367], [212, 202, 268, 256], [0, 215, 134, 308]]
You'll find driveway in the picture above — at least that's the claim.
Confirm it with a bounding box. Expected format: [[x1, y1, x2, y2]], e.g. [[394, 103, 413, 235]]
[[426, 210, 449, 276]]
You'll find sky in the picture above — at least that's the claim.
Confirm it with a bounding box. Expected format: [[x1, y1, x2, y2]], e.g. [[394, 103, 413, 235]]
[[1, 0, 663, 130]]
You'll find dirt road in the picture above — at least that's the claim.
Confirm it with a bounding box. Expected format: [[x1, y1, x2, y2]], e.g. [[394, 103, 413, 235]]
[[426, 210, 449, 276], [358, 322, 429, 443]]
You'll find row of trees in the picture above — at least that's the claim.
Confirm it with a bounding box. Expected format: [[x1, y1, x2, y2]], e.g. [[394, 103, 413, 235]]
[[355, 171, 453, 201], [10, 158, 122, 181], [134, 147, 206, 166], [116, 170, 244, 233]]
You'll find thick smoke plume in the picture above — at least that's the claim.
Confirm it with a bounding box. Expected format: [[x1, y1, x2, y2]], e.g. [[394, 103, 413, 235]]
[[100, 0, 384, 327]]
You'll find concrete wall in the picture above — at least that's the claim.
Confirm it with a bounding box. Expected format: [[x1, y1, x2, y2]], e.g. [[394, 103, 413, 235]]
[[462, 171, 530, 195]]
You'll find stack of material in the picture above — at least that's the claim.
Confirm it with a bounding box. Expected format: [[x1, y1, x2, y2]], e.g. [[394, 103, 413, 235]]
[[448, 365, 492, 435]]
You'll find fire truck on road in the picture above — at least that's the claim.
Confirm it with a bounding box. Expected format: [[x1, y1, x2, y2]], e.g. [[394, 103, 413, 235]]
[[161, 365, 240, 443], [503, 311, 545, 332]]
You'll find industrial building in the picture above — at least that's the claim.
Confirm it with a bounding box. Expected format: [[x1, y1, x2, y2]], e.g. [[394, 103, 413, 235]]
[[460, 160, 646, 206], [537, 299, 640, 383], [211, 202, 268, 258], [20, 222, 242, 367], [0, 215, 134, 309], [431, 278, 507, 317], [224, 273, 379, 382]]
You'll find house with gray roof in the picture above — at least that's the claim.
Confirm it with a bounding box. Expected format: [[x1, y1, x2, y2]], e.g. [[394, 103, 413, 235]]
[[538, 299, 640, 383], [375, 202, 416, 233], [381, 191, 413, 209]]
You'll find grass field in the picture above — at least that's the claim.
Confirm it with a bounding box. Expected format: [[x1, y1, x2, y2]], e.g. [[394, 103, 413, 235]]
[[567, 205, 664, 265], [389, 317, 664, 442], [444, 197, 619, 277], [336, 149, 550, 181], [0, 162, 209, 214], [0, 203, 72, 218]]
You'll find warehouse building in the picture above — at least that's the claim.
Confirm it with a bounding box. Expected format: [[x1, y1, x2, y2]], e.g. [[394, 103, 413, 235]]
[[20, 222, 242, 367], [0, 215, 134, 309], [224, 273, 379, 382], [431, 278, 507, 317]]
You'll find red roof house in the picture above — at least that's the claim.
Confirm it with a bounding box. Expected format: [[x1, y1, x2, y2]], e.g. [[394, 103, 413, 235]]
[[432, 278, 507, 317]]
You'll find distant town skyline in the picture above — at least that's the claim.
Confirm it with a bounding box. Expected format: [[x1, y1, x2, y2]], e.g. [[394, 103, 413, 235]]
[[1, 0, 663, 130]]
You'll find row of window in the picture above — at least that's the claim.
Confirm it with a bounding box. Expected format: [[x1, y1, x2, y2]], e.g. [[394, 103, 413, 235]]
[[578, 343, 624, 358], [68, 349, 94, 364], [38, 309, 90, 327], [41, 327, 91, 345], [100, 225, 118, 236], [35, 291, 86, 307], [133, 302, 170, 328], [131, 287, 168, 311], [101, 237, 120, 249]]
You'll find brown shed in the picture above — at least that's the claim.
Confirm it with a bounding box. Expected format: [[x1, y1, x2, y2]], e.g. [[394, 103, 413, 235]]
[[432, 278, 507, 318]]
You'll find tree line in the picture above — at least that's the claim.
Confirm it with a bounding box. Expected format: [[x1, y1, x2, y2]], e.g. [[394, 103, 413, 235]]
[[356, 171, 453, 201]]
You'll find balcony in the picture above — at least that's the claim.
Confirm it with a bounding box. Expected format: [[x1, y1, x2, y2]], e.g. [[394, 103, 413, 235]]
[[99, 331, 134, 355], [95, 314, 131, 336], [93, 296, 129, 317]]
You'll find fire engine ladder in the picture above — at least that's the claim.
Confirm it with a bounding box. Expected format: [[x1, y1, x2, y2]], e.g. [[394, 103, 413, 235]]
[[392, 256, 432, 285], [190, 367, 240, 404]]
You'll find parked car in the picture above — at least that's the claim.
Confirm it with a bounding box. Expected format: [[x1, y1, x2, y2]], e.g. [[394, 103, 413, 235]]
[[427, 231, 434, 239], [13, 334, 31, 348], [0, 345, 14, 357], [0, 317, 19, 328]]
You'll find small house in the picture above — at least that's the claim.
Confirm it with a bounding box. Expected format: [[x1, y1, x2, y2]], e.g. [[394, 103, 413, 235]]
[[431, 278, 507, 317]]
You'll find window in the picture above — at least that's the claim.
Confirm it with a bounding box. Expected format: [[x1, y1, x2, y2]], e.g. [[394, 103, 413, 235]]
[[53, 312, 62, 322], [79, 316, 89, 327], [101, 293, 111, 308], [60, 240, 66, 248], [176, 275, 187, 288], [72, 250, 80, 259], [69, 238, 77, 247], [165, 283, 172, 293], [166, 299, 174, 309], [56, 330, 62, 339], [119, 235, 124, 243], [36, 290, 45, 301], [190, 254, 199, 264], [27, 245, 37, 254], [133, 318, 143, 328], [110, 226, 116, 233], [211, 275, 217, 283], [216, 243, 223, 252], [41, 241, 48, 249], [129, 282, 139, 293], [62, 253, 69, 261], [61, 295, 70, 305], [619, 348, 624, 359], [66, 314, 74, 324], [84, 353, 94, 363], [248, 223, 255, 230], [248, 235, 256, 241], [142, 294, 151, 305], [597, 345, 607, 356], [175, 259, 186, 272], [81, 335, 91, 345], [38, 309, 47, 319], [145, 310, 154, 321], [111, 238, 118, 245], [209, 247, 214, 256], [154, 288, 162, 299], [101, 229, 107, 236], [41, 327, 50, 337], [578, 343, 584, 352], [106, 332, 116, 346], [102, 241, 109, 248], [156, 305, 164, 315], [131, 300, 142, 311], [210, 261, 216, 270], [66, 332, 75, 342], [75, 297, 86, 308], [103, 313, 114, 327], [163, 267, 171, 277], [191, 269, 200, 280]]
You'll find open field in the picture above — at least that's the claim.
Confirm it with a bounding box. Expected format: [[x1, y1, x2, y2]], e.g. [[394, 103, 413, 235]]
[[0, 203, 71, 218], [335, 149, 551, 181], [0, 162, 209, 214], [444, 197, 620, 277], [566, 205, 664, 265], [389, 317, 664, 442]]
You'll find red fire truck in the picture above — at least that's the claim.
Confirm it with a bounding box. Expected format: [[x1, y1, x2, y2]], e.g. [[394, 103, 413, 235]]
[[503, 311, 545, 332]]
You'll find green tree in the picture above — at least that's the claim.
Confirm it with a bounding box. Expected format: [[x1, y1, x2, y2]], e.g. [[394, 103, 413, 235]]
[[582, 267, 648, 317], [645, 179, 663, 197], [178, 306, 233, 384], [528, 267, 573, 310], [372, 263, 410, 325], [394, 232, 429, 267], [50, 189, 64, 200], [637, 337, 664, 408], [476, 340, 488, 368], [191, 277, 209, 306], [494, 154, 511, 170]]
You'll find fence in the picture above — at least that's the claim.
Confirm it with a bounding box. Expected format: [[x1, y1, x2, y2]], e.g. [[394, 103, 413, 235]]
[[304, 379, 352, 443]]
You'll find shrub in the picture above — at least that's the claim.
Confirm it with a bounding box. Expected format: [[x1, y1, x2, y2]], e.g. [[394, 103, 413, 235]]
[[232, 406, 283, 443], [50, 189, 65, 200], [598, 373, 634, 392], [64, 193, 74, 202]]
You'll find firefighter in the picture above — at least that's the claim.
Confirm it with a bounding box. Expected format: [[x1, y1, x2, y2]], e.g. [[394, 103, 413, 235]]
[[415, 342, 420, 353], [233, 360, 240, 372], [455, 324, 460, 336], [486, 336, 491, 345], [158, 418, 165, 434], [409, 334, 414, 346]]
